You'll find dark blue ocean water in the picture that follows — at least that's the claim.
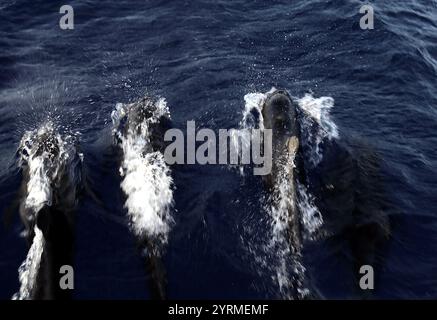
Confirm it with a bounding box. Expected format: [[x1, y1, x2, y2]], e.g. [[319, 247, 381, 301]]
[[0, 0, 436, 299]]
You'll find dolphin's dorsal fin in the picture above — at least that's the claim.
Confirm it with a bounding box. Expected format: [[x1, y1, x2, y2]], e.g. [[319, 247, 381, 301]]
[[287, 136, 299, 157]]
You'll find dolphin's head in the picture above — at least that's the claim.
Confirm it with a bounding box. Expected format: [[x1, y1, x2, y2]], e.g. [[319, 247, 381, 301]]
[[262, 89, 298, 136], [261, 89, 301, 186], [121, 96, 172, 153], [33, 131, 60, 160], [124, 97, 165, 137], [19, 123, 61, 163], [128, 97, 156, 132]]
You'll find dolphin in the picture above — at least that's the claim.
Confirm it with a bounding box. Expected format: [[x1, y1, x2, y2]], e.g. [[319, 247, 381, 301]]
[[11, 124, 83, 300], [260, 89, 391, 297], [313, 139, 391, 295], [112, 96, 173, 300]]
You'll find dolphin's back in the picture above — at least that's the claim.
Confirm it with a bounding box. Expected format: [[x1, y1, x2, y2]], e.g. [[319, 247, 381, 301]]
[[262, 90, 300, 186]]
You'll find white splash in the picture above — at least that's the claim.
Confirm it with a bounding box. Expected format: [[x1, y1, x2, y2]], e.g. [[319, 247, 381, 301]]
[[297, 93, 339, 167], [12, 227, 44, 300], [228, 90, 271, 175], [270, 154, 297, 245], [267, 150, 312, 298], [19, 124, 58, 212], [241, 92, 266, 130], [24, 156, 53, 213], [297, 182, 323, 238], [112, 97, 174, 245], [298, 94, 338, 139]]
